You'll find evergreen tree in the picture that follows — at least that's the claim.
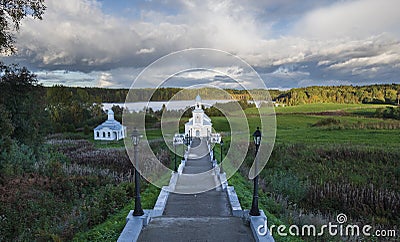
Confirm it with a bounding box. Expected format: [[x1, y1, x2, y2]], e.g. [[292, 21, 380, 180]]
[[0, 64, 47, 147]]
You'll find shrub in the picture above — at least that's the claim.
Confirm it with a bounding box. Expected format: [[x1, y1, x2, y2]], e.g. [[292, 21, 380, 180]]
[[306, 182, 400, 224], [375, 106, 400, 120], [83, 125, 91, 135], [267, 171, 309, 205], [63, 123, 76, 133], [312, 118, 341, 127], [0, 142, 36, 175]]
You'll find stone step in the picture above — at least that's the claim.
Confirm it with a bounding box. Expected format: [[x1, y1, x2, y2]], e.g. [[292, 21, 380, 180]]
[[172, 172, 220, 194], [138, 217, 254, 242], [185, 160, 212, 167], [182, 166, 213, 174], [164, 190, 232, 217]]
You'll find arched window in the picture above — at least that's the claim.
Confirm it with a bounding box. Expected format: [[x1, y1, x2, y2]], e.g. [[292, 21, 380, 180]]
[[96, 132, 99, 137], [108, 132, 111, 137], [103, 132, 105, 137]]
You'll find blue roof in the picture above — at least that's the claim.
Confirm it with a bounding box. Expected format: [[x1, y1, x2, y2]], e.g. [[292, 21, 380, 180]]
[[94, 119, 123, 131]]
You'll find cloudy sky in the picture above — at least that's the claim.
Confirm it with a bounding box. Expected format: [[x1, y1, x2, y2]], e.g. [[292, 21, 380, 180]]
[[2, 0, 400, 89]]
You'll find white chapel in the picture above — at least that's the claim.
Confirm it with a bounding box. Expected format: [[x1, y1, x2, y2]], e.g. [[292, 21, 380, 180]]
[[185, 95, 213, 137], [94, 109, 126, 141]]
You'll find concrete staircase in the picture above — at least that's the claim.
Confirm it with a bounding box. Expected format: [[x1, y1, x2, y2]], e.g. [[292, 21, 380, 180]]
[[118, 138, 273, 242]]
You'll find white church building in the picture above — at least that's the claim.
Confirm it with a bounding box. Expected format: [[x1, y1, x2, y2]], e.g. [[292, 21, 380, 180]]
[[185, 95, 213, 137], [94, 109, 126, 141]]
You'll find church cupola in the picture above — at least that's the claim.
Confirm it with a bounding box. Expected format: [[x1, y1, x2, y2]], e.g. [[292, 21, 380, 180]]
[[107, 109, 114, 120], [195, 94, 202, 109]]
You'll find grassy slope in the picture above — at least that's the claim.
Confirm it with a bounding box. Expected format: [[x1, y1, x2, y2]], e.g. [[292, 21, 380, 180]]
[[73, 184, 160, 241]]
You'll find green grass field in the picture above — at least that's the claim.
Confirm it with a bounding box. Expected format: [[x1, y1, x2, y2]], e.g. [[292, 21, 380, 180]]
[[275, 115, 400, 147], [242, 103, 388, 115], [275, 103, 390, 113], [212, 103, 400, 148]]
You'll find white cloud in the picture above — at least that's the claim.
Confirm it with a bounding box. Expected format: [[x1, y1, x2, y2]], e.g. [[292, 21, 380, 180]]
[[329, 52, 400, 70], [16, 0, 142, 70], [298, 79, 353, 87], [175, 70, 216, 80], [97, 72, 113, 87], [294, 0, 400, 39], [272, 65, 309, 77], [13, 0, 268, 70], [36, 70, 95, 86], [136, 48, 155, 54]]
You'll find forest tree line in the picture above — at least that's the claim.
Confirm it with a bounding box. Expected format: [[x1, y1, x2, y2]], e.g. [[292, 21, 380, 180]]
[[45, 83, 400, 105], [275, 84, 400, 106], [44, 86, 284, 103]]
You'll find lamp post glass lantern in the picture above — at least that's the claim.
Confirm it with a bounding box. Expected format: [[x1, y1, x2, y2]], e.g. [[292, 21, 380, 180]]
[[131, 129, 144, 216], [250, 127, 261, 216], [254, 136, 261, 146]]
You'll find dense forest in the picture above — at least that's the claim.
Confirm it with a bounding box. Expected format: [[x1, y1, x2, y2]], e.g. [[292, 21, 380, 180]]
[[45, 83, 400, 105], [276, 84, 400, 106], [43, 86, 280, 103]]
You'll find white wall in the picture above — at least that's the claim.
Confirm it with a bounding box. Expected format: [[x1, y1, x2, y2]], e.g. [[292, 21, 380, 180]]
[[185, 124, 212, 137], [94, 128, 124, 141]]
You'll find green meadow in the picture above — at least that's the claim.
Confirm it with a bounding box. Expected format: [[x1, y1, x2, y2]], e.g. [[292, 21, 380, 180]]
[[214, 103, 400, 148]]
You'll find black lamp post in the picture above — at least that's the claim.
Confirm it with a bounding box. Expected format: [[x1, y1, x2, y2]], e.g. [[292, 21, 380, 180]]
[[182, 136, 184, 160], [212, 142, 215, 161], [173, 138, 177, 172], [220, 139, 224, 173], [249, 127, 262, 216], [131, 128, 144, 216]]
